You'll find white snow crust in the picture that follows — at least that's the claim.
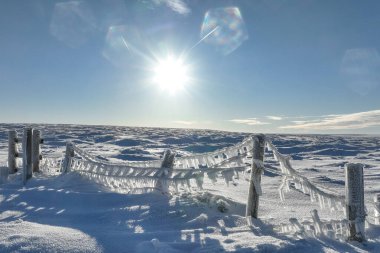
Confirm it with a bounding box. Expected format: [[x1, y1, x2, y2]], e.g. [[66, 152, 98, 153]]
[[1, 124, 380, 252]]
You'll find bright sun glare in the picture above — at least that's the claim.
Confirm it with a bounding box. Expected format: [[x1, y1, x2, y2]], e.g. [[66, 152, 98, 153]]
[[153, 56, 190, 93]]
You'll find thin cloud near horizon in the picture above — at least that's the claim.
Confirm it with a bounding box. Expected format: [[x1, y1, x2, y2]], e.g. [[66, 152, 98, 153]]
[[229, 118, 270, 126], [230, 109, 380, 131], [281, 109, 380, 130], [266, 116, 283, 121]]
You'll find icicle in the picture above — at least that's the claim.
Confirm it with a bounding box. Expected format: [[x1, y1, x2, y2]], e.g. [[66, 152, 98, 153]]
[[207, 171, 218, 183], [285, 179, 291, 192], [195, 173, 204, 190], [221, 169, 234, 186], [295, 181, 301, 190], [279, 176, 287, 201], [322, 196, 327, 209], [310, 190, 315, 202], [234, 169, 240, 180], [318, 194, 324, 209], [206, 156, 215, 167]]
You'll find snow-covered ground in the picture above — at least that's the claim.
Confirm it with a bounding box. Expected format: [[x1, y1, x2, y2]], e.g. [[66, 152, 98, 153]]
[[0, 124, 380, 252]]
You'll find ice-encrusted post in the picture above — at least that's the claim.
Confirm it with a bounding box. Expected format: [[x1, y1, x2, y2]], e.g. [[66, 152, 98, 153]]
[[345, 163, 365, 242], [246, 134, 265, 219], [62, 142, 74, 173], [0, 166, 9, 184], [8, 130, 19, 174], [22, 127, 33, 184], [374, 194, 380, 225], [311, 209, 323, 236], [32, 130, 43, 173], [156, 149, 175, 194]]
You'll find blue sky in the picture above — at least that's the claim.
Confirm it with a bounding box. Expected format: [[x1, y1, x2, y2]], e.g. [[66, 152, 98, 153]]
[[1, 0, 380, 134]]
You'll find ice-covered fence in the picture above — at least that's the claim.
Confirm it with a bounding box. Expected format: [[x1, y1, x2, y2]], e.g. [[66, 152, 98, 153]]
[[70, 136, 255, 170], [246, 134, 265, 219], [374, 194, 380, 225], [173, 136, 254, 169], [22, 128, 33, 184], [64, 136, 257, 194], [7, 129, 44, 182], [69, 158, 203, 193], [266, 140, 345, 212], [40, 157, 64, 174], [277, 209, 349, 240], [56, 134, 370, 242], [345, 163, 365, 242], [267, 140, 367, 242], [8, 130, 19, 174]]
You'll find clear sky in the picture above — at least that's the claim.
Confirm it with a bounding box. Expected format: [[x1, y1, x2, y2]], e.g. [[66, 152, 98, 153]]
[[1, 0, 380, 134]]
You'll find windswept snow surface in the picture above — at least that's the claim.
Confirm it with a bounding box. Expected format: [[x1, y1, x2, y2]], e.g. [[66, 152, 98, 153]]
[[0, 124, 380, 252]]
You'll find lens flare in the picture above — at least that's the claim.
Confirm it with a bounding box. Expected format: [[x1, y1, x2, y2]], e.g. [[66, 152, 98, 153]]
[[50, 1, 96, 48], [200, 7, 248, 55]]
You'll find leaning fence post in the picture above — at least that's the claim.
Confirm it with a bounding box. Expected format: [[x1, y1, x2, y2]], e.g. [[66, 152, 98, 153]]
[[246, 134, 265, 219], [32, 130, 42, 173], [22, 127, 33, 184], [8, 130, 19, 174], [156, 149, 175, 194], [345, 163, 365, 242], [62, 142, 74, 173], [374, 194, 380, 225]]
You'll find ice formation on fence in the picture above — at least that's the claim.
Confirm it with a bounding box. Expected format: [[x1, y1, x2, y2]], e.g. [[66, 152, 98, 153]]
[[40, 158, 64, 173], [277, 216, 349, 240], [374, 194, 380, 225], [68, 136, 256, 193], [266, 141, 345, 213]]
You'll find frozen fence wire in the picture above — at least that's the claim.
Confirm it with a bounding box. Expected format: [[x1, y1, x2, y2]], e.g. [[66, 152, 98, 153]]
[[40, 158, 64, 173], [266, 141, 345, 212], [174, 136, 254, 169], [67, 137, 257, 193], [69, 157, 248, 193], [277, 217, 349, 240], [71, 136, 254, 170]]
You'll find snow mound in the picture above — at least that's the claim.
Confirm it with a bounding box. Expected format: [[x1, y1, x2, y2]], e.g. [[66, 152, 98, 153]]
[[0, 220, 102, 253]]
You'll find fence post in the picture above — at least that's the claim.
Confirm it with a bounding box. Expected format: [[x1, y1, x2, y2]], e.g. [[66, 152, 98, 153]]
[[156, 149, 175, 194], [374, 194, 380, 225], [8, 130, 19, 174], [246, 134, 265, 219], [311, 209, 323, 236], [0, 166, 9, 184], [22, 128, 33, 184], [62, 142, 74, 173], [345, 163, 365, 242], [32, 130, 42, 173]]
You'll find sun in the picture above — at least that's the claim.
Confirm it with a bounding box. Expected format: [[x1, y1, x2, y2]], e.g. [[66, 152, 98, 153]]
[[153, 55, 190, 93]]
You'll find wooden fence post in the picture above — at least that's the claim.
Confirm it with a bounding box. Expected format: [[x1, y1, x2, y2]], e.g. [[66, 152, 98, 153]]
[[32, 129, 42, 173], [374, 194, 380, 225], [8, 130, 19, 174], [246, 134, 265, 219], [22, 127, 33, 184], [62, 142, 74, 173], [156, 149, 175, 194], [345, 163, 365, 242], [0, 166, 9, 184], [311, 209, 323, 236]]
